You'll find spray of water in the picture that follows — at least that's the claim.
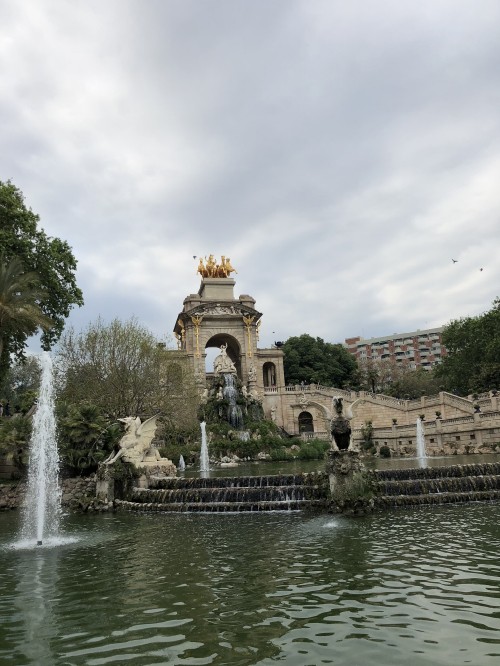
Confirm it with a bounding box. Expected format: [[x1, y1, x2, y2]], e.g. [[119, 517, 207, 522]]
[[199, 421, 210, 472], [20, 353, 61, 546], [416, 417, 427, 469]]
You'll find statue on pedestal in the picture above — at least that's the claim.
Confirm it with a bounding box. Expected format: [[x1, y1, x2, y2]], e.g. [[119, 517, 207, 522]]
[[214, 343, 237, 374]]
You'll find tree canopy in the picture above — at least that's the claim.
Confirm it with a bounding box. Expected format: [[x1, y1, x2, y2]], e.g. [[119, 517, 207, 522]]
[[435, 298, 500, 394], [56, 317, 199, 423], [282, 334, 358, 387], [0, 180, 83, 370], [356, 357, 441, 398], [0, 255, 55, 377]]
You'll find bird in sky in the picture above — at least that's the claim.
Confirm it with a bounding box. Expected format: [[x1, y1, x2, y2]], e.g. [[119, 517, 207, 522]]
[[480, 267, 484, 271], [452, 258, 458, 263]]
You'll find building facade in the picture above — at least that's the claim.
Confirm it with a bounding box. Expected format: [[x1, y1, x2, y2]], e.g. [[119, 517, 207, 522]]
[[344, 327, 447, 370]]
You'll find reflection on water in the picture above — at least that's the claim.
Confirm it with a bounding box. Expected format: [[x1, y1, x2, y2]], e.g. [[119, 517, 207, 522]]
[[1, 501, 500, 665]]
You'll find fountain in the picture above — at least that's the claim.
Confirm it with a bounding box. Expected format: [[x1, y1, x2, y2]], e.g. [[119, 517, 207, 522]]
[[222, 373, 243, 428], [199, 421, 209, 473], [20, 352, 61, 547], [178, 454, 186, 471], [416, 417, 427, 468]]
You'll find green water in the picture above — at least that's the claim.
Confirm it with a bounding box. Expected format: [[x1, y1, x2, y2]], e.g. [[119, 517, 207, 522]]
[[1, 502, 499, 665]]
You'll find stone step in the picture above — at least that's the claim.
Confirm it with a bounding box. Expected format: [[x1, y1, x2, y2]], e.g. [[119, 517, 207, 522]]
[[147, 473, 319, 490], [376, 474, 500, 496], [373, 462, 500, 482], [115, 498, 309, 513], [375, 489, 500, 508], [129, 484, 323, 504]]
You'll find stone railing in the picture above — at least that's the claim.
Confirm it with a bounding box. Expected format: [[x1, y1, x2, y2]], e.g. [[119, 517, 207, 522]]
[[440, 415, 474, 425], [442, 392, 473, 411], [358, 392, 406, 407], [479, 410, 500, 419], [302, 431, 329, 441]]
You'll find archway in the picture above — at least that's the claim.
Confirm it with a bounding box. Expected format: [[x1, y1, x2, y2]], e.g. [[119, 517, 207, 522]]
[[262, 362, 277, 387], [205, 334, 242, 377], [298, 411, 314, 433]]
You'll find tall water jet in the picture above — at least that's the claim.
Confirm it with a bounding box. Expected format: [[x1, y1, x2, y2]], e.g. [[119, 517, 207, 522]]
[[178, 454, 186, 472], [21, 353, 61, 546], [416, 417, 427, 469], [199, 421, 209, 473]]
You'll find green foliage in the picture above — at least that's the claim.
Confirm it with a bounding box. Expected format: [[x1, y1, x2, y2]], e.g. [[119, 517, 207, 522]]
[[282, 334, 358, 387], [297, 439, 330, 460], [0, 415, 32, 473], [0, 356, 41, 413], [56, 317, 198, 422], [0, 255, 55, 381], [436, 298, 500, 394], [379, 445, 391, 458], [356, 357, 441, 397], [57, 403, 121, 476], [269, 447, 294, 461], [0, 180, 83, 374]]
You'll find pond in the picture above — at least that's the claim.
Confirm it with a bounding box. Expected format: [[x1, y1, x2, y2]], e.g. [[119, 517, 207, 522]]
[[1, 498, 499, 665]]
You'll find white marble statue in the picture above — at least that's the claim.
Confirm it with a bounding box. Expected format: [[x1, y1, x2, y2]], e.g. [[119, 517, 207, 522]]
[[105, 415, 161, 466], [214, 343, 237, 374]]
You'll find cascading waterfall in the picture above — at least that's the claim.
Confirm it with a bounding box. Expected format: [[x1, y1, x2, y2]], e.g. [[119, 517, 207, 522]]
[[199, 421, 210, 472], [416, 417, 427, 469], [222, 373, 243, 428], [20, 352, 61, 546]]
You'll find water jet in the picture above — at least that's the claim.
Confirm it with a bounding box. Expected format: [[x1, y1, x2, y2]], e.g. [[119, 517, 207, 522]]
[[20, 352, 61, 547]]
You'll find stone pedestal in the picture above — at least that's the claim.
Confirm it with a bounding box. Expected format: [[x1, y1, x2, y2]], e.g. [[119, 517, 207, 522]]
[[326, 449, 373, 515], [96, 467, 115, 503], [136, 458, 177, 489]]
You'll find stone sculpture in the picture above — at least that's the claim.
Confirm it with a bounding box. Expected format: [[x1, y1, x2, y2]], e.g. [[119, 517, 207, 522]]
[[214, 343, 237, 374], [330, 397, 354, 451], [105, 415, 175, 476]]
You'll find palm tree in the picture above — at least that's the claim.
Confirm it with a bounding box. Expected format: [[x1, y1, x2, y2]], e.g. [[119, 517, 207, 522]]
[[0, 254, 54, 378]]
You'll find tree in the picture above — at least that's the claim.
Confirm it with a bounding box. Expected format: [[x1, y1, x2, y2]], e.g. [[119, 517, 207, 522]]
[[356, 357, 441, 398], [435, 298, 500, 394], [0, 355, 42, 414], [57, 403, 121, 476], [282, 334, 358, 387], [0, 255, 54, 380], [0, 180, 83, 366], [56, 317, 199, 423]]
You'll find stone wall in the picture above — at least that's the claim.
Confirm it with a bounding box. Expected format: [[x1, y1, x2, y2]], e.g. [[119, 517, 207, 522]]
[[353, 411, 500, 457], [0, 475, 104, 512], [265, 386, 499, 436]]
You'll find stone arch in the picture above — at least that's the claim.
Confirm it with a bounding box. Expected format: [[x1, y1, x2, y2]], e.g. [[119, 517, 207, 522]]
[[298, 411, 314, 433], [262, 361, 277, 387], [205, 333, 242, 378]]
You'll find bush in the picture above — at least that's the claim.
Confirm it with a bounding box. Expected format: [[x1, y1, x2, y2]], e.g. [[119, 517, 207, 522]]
[[297, 440, 329, 460], [379, 445, 391, 458], [269, 447, 294, 461]]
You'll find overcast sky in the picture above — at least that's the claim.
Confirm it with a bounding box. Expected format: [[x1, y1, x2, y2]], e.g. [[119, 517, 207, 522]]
[[2, 0, 500, 352]]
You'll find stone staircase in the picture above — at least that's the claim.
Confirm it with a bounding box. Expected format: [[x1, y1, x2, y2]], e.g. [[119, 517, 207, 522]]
[[115, 473, 326, 513], [372, 461, 500, 508]]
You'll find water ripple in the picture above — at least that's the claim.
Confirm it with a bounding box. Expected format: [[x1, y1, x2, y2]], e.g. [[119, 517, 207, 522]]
[[0, 505, 499, 664]]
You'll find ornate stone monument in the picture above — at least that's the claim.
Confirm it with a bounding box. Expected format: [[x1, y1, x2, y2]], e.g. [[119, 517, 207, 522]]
[[105, 415, 176, 478]]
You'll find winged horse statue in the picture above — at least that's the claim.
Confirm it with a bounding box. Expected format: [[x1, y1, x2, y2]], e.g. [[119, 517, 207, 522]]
[[105, 415, 160, 466]]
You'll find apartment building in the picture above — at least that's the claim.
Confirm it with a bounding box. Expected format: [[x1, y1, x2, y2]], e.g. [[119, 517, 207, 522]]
[[344, 327, 447, 370]]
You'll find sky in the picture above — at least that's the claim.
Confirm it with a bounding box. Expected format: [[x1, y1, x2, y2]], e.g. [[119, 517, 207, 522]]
[[2, 0, 500, 352]]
